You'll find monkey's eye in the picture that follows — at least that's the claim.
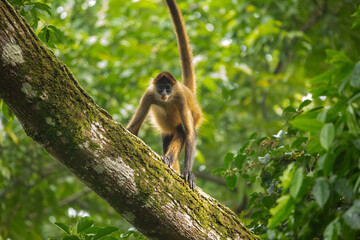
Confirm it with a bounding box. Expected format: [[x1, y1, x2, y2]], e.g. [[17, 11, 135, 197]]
[[158, 86, 164, 91], [165, 85, 171, 90]]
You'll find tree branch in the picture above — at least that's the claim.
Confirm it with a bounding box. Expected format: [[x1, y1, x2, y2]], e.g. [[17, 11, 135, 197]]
[[0, 1, 259, 239]]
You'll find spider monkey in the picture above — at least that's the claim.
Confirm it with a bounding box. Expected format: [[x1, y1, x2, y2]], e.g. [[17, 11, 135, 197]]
[[127, 0, 202, 190]]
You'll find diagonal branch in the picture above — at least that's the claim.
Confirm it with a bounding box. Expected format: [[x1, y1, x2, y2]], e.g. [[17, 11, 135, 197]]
[[0, 1, 259, 239]]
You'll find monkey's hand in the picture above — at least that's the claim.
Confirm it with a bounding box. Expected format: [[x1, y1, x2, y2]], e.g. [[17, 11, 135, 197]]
[[162, 155, 172, 168], [182, 171, 196, 190]]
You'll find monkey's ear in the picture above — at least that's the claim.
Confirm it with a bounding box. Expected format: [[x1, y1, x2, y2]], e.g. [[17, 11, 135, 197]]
[[153, 72, 177, 85]]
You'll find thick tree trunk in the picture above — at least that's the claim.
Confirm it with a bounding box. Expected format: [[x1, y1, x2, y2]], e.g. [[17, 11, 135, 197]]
[[0, 1, 259, 239]]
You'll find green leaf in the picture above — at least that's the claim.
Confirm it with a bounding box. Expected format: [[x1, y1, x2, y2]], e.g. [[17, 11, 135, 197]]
[[308, 106, 325, 113], [316, 153, 327, 171], [2, 102, 13, 119], [324, 218, 340, 240], [351, 6, 360, 29], [29, 7, 39, 28], [348, 92, 360, 104], [290, 167, 304, 199], [81, 226, 100, 234], [317, 109, 327, 122], [76, 216, 94, 233], [262, 195, 276, 209], [333, 64, 354, 84], [255, 137, 268, 145], [224, 153, 234, 169], [23, 4, 34, 13], [323, 154, 335, 176], [350, 61, 360, 88], [289, 118, 324, 132], [225, 173, 237, 190], [299, 100, 312, 110], [334, 179, 353, 200], [268, 195, 295, 229], [234, 155, 246, 170], [99, 237, 118, 240], [352, 6, 360, 18], [354, 175, 360, 194], [326, 49, 353, 66], [291, 137, 308, 149], [34, 2, 52, 16], [212, 168, 226, 175], [338, 76, 350, 95], [279, 163, 295, 193], [55, 222, 70, 235], [307, 137, 322, 154], [63, 236, 80, 240], [238, 141, 250, 154], [10, 0, 24, 6], [94, 226, 118, 240], [212, 168, 226, 176], [38, 26, 57, 48], [343, 200, 360, 230], [320, 123, 335, 151], [48, 25, 65, 42], [38, 27, 48, 43], [283, 106, 297, 114], [308, 86, 329, 97], [313, 177, 330, 208], [346, 106, 360, 135], [249, 132, 258, 140], [310, 69, 336, 84], [352, 17, 360, 29]]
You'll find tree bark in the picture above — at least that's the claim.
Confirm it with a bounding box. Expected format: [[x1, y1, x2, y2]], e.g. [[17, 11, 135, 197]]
[[0, 1, 259, 239]]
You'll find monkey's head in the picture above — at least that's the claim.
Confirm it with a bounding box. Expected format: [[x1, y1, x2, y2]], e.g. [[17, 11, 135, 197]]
[[153, 72, 177, 101]]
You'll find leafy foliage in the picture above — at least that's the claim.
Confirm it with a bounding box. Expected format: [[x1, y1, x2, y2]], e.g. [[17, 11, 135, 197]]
[[51, 216, 145, 240], [216, 49, 360, 239]]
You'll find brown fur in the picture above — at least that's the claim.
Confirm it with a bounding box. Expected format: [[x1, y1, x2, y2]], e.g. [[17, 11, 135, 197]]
[[127, 1, 201, 190], [150, 74, 202, 135], [127, 72, 202, 139], [127, 72, 202, 176], [165, 0, 195, 92]]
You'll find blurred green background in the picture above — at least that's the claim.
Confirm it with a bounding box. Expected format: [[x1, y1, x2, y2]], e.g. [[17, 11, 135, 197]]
[[1, 0, 359, 239]]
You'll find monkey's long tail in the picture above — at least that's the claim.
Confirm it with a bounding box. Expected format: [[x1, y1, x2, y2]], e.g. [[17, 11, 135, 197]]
[[165, 0, 196, 92]]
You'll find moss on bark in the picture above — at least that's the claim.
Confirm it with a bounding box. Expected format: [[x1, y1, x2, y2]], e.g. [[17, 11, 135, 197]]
[[0, 1, 260, 239]]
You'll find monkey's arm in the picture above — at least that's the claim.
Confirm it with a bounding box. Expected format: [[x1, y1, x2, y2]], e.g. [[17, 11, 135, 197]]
[[177, 97, 196, 190], [127, 90, 154, 136]]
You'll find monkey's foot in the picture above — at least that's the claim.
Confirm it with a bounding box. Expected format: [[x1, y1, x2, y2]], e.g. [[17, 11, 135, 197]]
[[162, 155, 172, 168], [182, 171, 196, 190]]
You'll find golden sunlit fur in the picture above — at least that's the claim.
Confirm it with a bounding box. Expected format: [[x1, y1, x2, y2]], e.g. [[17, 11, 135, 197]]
[[127, 0, 202, 189], [150, 75, 202, 134]]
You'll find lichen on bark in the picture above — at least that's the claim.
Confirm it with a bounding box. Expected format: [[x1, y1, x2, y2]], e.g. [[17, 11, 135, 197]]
[[0, 1, 260, 239]]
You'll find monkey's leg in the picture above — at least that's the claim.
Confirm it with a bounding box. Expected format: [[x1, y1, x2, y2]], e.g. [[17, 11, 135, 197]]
[[162, 134, 173, 155], [162, 134, 175, 169], [183, 127, 196, 190], [163, 126, 185, 173]]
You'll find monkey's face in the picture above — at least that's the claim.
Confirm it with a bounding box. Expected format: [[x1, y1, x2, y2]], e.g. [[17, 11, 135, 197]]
[[156, 79, 173, 101]]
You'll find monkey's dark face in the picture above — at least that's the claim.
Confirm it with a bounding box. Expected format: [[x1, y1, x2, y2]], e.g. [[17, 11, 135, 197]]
[[156, 78, 173, 101]]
